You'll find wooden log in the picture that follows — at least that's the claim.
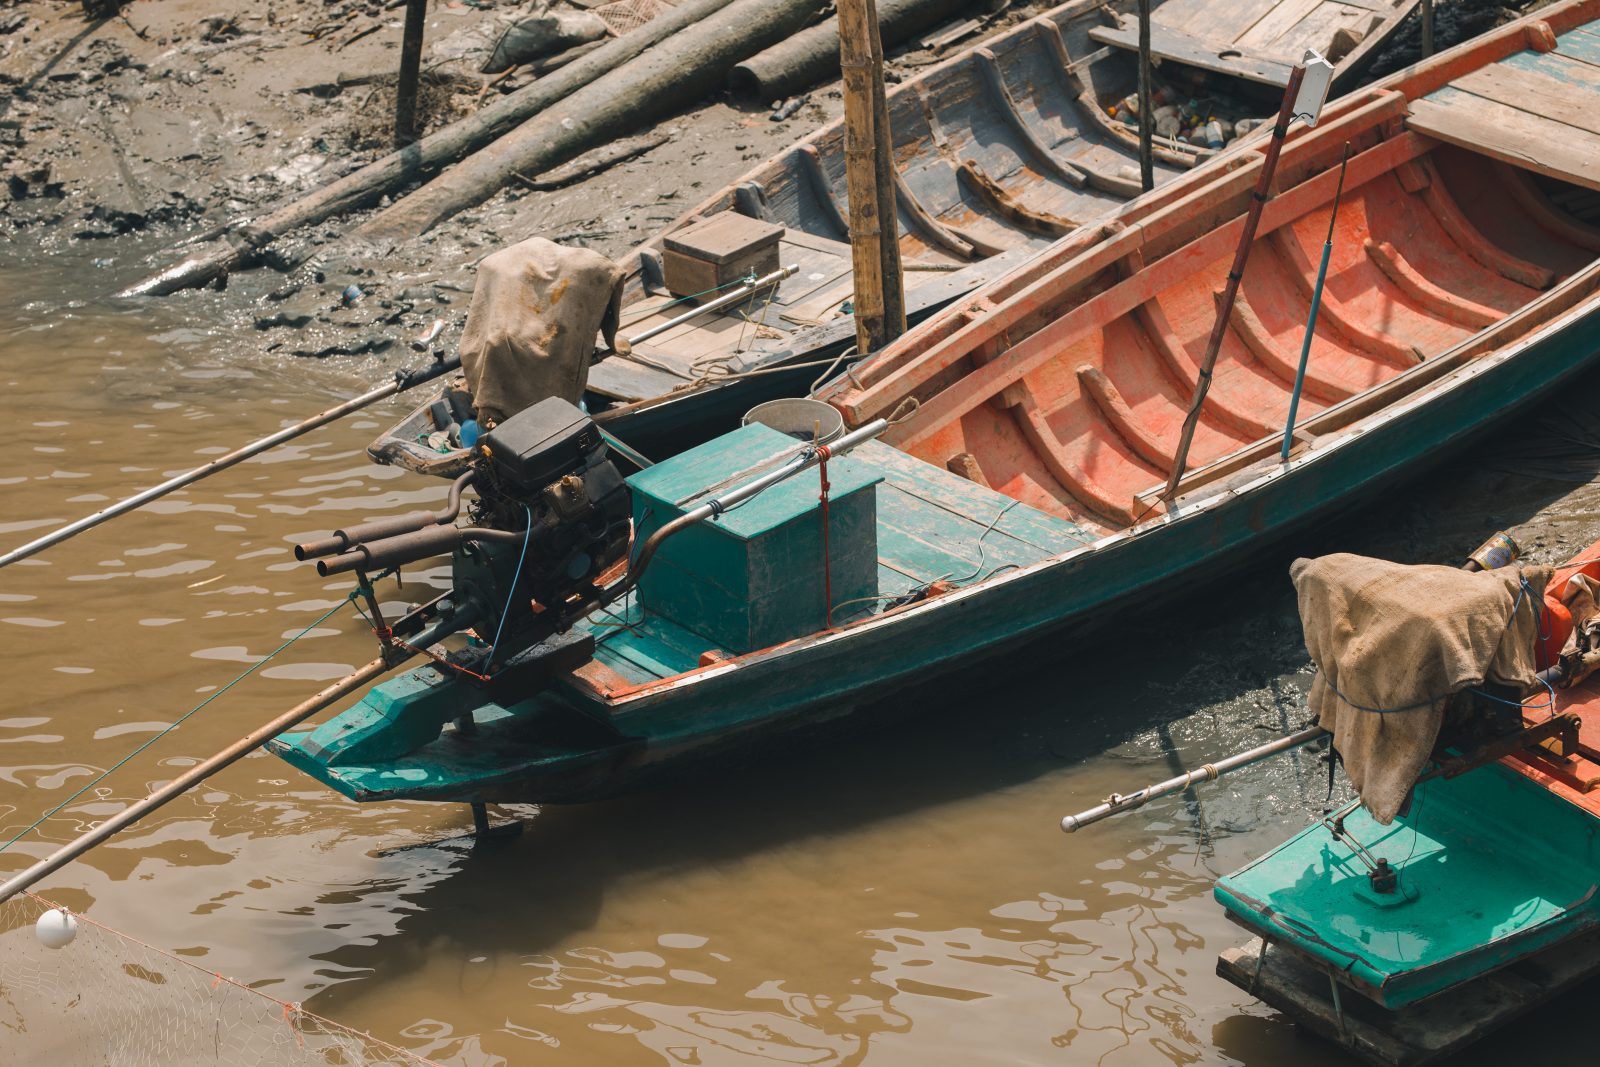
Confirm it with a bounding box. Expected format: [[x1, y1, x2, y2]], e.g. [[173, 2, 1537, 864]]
[[118, 0, 743, 298], [352, 0, 825, 243], [727, 0, 969, 102], [514, 131, 670, 191]]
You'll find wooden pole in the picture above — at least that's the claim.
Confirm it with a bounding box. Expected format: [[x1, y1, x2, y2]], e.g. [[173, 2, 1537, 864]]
[[0, 655, 405, 905], [1421, 0, 1434, 59], [1137, 0, 1154, 192], [395, 0, 428, 146], [866, 0, 906, 341], [1164, 64, 1306, 502], [838, 0, 906, 355]]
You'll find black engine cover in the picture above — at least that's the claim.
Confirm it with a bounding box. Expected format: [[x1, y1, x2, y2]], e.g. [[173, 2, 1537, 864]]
[[481, 397, 603, 495]]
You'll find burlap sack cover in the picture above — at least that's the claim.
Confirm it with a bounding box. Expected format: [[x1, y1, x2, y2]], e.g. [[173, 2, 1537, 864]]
[[460, 237, 624, 424], [1292, 553, 1550, 824]]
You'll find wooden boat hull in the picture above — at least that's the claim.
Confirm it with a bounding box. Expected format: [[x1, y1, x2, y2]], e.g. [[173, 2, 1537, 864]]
[[272, 0, 1600, 806], [271, 281, 1600, 803]]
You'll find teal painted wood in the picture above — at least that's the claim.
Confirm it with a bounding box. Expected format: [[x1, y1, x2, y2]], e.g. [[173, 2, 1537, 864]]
[[270, 293, 1600, 805], [629, 423, 881, 652], [1214, 764, 1600, 1009]]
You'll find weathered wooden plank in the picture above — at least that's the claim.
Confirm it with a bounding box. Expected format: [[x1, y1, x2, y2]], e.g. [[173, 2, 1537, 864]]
[[1503, 46, 1600, 87], [1450, 62, 1600, 137], [1407, 91, 1600, 193], [1236, 0, 1325, 51], [1088, 22, 1296, 87], [1220, 929, 1600, 1067], [1555, 24, 1600, 68]]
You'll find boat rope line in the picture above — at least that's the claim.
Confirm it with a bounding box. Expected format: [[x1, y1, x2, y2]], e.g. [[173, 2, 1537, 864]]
[[486, 503, 534, 665], [17, 888, 447, 1067], [0, 573, 396, 857]]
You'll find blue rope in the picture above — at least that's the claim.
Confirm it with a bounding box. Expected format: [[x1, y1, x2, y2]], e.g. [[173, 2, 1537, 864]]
[[0, 579, 382, 855], [486, 503, 533, 664]]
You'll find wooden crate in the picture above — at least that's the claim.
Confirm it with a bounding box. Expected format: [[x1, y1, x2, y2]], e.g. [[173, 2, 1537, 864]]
[[662, 212, 783, 298]]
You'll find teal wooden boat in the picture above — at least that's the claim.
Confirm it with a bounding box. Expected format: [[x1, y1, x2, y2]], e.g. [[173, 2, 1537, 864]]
[[271, 0, 1600, 809], [1216, 763, 1600, 1010], [1210, 535, 1600, 1063]]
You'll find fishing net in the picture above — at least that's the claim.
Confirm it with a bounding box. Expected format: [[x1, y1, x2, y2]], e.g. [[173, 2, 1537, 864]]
[[593, 0, 675, 36], [0, 892, 437, 1066]]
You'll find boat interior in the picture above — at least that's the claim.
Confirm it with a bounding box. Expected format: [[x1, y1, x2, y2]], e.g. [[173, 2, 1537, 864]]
[[589, 0, 1258, 408], [563, 11, 1600, 699], [822, 16, 1600, 539]]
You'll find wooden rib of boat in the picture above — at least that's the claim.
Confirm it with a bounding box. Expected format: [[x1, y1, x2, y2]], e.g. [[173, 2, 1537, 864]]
[[271, 0, 1600, 809], [581, 0, 1418, 451], [1214, 537, 1600, 1066]]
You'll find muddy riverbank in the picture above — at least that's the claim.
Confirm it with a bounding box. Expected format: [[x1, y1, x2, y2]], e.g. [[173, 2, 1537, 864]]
[[3, 1, 1599, 1064]]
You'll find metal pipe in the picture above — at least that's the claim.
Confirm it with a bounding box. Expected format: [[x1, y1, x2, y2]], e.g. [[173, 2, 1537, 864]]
[[0, 356, 462, 570], [627, 265, 798, 346], [296, 470, 476, 561], [0, 653, 408, 904], [1280, 145, 1350, 462], [316, 524, 525, 577], [1060, 725, 1330, 833], [617, 416, 889, 596]]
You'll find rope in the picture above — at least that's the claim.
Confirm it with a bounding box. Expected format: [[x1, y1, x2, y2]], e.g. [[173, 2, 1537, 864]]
[[485, 502, 533, 666], [22, 889, 447, 1067], [0, 574, 392, 855]]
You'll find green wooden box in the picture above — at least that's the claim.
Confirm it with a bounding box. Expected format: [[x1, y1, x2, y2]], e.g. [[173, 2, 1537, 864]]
[[627, 423, 880, 654]]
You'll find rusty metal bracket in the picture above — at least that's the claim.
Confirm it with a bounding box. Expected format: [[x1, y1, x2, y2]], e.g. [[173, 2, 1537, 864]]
[[1426, 713, 1583, 782]]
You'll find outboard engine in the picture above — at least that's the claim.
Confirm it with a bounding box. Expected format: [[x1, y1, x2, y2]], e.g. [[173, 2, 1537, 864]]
[[295, 397, 630, 691]]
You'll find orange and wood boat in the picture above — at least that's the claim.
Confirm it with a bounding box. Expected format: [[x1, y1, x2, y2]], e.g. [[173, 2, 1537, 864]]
[[819, 1, 1600, 537]]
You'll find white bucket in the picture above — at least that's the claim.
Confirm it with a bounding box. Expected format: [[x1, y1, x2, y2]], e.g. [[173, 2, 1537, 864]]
[[742, 398, 844, 443]]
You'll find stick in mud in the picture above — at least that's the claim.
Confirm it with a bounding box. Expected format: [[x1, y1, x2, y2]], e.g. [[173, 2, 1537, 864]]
[[119, 0, 745, 298]]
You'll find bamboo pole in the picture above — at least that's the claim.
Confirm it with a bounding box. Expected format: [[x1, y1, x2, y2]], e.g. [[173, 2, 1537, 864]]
[[1163, 64, 1306, 502], [0, 655, 406, 904], [1421, 0, 1434, 59], [395, 0, 427, 146], [0, 356, 462, 570], [1137, 0, 1154, 192], [837, 0, 906, 355]]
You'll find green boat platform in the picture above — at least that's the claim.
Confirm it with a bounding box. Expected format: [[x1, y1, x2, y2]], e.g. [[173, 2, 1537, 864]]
[[1216, 764, 1600, 1011], [1214, 762, 1600, 1064]]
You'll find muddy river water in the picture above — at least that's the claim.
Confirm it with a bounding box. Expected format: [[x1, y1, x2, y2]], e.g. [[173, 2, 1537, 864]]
[[3, 242, 1599, 1066]]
